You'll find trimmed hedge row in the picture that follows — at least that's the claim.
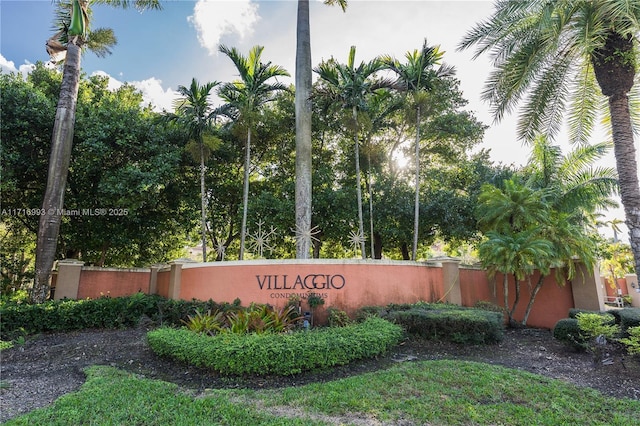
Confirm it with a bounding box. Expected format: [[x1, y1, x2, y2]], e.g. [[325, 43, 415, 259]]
[[0, 293, 234, 340], [387, 308, 504, 344], [146, 317, 404, 375], [360, 302, 504, 344]]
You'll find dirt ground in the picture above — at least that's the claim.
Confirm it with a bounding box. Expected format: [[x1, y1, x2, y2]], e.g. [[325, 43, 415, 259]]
[[1, 323, 639, 423]]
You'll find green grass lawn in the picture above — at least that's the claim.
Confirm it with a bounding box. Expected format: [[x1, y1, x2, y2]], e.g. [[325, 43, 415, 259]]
[[6, 360, 640, 425]]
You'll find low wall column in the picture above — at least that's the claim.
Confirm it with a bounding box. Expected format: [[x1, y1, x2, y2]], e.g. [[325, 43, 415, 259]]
[[571, 262, 606, 311], [626, 274, 640, 307], [149, 264, 164, 295], [54, 259, 85, 300], [441, 257, 462, 306], [167, 261, 184, 300]]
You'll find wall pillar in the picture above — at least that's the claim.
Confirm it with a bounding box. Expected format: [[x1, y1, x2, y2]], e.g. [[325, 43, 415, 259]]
[[167, 261, 184, 300], [53, 259, 84, 300], [440, 257, 462, 305], [626, 274, 640, 307], [149, 264, 164, 295], [571, 262, 606, 311]]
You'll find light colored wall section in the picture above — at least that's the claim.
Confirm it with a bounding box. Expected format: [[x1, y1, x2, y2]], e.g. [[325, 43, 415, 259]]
[[53, 260, 84, 300]]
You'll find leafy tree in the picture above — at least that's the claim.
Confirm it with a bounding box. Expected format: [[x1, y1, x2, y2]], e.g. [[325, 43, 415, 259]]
[[171, 78, 220, 262], [34, 0, 162, 303], [459, 0, 640, 286], [217, 45, 289, 260], [314, 46, 393, 258], [2, 66, 196, 270], [294, 0, 347, 259], [383, 39, 456, 260]]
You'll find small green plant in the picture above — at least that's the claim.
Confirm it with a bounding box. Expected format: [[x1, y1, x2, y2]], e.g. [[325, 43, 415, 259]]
[[0, 340, 13, 351], [618, 326, 640, 355], [182, 309, 224, 336], [327, 307, 351, 327], [576, 312, 621, 365], [306, 293, 325, 326]]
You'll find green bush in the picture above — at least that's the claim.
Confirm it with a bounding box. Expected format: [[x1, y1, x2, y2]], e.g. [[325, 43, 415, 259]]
[[618, 308, 640, 331], [147, 317, 403, 376], [619, 326, 640, 355], [326, 307, 351, 327], [552, 318, 587, 350], [0, 294, 234, 340], [386, 306, 504, 344]]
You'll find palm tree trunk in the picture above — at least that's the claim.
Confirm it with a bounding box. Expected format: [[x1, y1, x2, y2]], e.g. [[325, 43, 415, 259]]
[[294, 0, 313, 259], [412, 106, 421, 261], [522, 275, 544, 326], [33, 41, 82, 303], [239, 128, 252, 260], [367, 151, 375, 258], [353, 106, 366, 259], [502, 273, 510, 324], [199, 138, 208, 262], [608, 94, 640, 285]]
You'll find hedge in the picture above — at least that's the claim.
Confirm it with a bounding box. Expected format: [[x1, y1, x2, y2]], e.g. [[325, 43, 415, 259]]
[[0, 294, 232, 340], [380, 304, 504, 344], [146, 317, 404, 376]]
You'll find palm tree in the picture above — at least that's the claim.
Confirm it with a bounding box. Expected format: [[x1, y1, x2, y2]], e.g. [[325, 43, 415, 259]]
[[33, 0, 161, 303], [218, 45, 289, 260], [173, 78, 220, 263], [294, 0, 346, 259], [459, 0, 640, 285], [314, 46, 393, 258], [383, 39, 456, 261]]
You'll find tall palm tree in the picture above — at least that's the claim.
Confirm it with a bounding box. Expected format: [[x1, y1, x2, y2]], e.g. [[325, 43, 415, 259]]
[[459, 0, 640, 284], [218, 45, 289, 260], [173, 78, 220, 263], [314, 46, 393, 258], [33, 0, 162, 303], [383, 39, 456, 261], [294, 0, 347, 259]]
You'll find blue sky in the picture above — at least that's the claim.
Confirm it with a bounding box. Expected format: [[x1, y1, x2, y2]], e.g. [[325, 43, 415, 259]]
[[0, 0, 634, 239]]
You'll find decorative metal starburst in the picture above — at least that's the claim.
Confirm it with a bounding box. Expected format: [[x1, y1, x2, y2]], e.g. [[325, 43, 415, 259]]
[[348, 229, 365, 256], [248, 220, 277, 258], [214, 241, 226, 261], [293, 224, 320, 248]]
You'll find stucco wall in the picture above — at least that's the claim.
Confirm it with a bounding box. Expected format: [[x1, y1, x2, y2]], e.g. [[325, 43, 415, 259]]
[[77, 267, 151, 299]]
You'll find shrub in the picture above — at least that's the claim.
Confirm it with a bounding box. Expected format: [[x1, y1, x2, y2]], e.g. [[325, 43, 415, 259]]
[[0, 294, 230, 340], [618, 308, 640, 331], [327, 307, 351, 327], [576, 313, 620, 341], [552, 318, 587, 350], [386, 306, 504, 344], [147, 317, 403, 376], [619, 326, 640, 355]]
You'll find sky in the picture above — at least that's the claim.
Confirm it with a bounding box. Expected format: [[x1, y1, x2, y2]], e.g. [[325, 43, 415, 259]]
[[1, 0, 636, 240]]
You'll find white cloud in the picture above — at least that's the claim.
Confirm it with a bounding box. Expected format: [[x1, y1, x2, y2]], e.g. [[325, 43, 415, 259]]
[[188, 0, 260, 55], [0, 54, 36, 78], [91, 71, 178, 112], [130, 77, 179, 112]]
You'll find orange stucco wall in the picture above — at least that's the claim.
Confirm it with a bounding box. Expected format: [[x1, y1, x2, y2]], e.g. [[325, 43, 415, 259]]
[[77, 268, 150, 299], [156, 269, 170, 299], [177, 260, 445, 320]]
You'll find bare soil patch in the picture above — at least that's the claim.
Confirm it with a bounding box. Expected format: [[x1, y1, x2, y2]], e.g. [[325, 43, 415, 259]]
[[1, 324, 639, 423]]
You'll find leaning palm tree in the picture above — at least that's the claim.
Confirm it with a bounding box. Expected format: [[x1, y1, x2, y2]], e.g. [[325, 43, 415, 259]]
[[383, 39, 456, 261], [218, 45, 289, 260], [33, 0, 162, 303], [173, 78, 220, 263], [459, 0, 640, 284], [294, 0, 347, 259], [314, 46, 393, 258]]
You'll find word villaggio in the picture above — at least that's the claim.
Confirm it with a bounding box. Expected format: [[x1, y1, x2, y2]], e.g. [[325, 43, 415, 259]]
[[2, 208, 129, 217], [257, 274, 345, 300]]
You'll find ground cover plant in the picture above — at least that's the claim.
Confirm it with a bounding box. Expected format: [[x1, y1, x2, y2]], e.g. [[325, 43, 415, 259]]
[[4, 361, 639, 426]]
